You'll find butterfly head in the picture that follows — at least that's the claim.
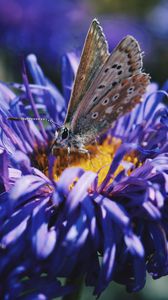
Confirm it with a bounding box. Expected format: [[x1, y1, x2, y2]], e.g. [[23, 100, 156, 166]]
[[51, 124, 87, 154], [52, 125, 71, 151]]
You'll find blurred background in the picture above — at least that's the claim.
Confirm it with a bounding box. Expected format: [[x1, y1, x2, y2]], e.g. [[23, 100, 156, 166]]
[[0, 0, 168, 85], [0, 0, 168, 299]]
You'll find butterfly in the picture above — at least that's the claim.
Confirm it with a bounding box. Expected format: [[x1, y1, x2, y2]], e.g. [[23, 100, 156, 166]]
[[9, 19, 150, 155], [52, 19, 150, 155]]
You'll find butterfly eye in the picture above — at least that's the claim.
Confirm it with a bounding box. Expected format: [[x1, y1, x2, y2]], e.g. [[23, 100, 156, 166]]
[[91, 112, 99, 119], [62, 128, 69, 140]]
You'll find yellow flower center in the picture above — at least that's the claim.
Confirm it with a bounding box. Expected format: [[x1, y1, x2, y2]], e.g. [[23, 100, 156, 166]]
[[32, 135, 141, 186], [51, 135, 141, 185]]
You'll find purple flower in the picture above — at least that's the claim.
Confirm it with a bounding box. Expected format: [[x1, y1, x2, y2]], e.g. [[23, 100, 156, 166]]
[[0, 53, 168, 299]]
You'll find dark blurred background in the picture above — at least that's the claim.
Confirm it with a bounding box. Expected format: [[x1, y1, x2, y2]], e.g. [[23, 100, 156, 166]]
[[0, 0, 168, 85], [0, 1, 168, 299]]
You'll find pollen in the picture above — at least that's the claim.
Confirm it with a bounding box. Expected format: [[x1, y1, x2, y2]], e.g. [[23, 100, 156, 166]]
[[69, 177, 79, 190], [31, 146, 48, 173], [52, 135, 141, 185]]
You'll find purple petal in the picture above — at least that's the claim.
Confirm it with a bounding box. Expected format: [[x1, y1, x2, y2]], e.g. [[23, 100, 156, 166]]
[[10, 150, 31, 174], [1, 200, 44, 246], [99, 143, 139, 191], [1, 216, 28, 247], [61, 53, 79, 104], [142, 201, 161, 219], [56, 167, 84, 200], [124, 233, 144, 257], [31, 198, 56, 258], [27, 54, 65, 122], [81, 195, 99, 248], [8, 175, 48, 207], [147, 223, 168, 277], [0, 82, 15, 104], [94, 209, 116, 295], [127, 257, 146, 292], [0, 116, 25, 152], [95, 195, 130, 228], [0, 148, 9, 191], [22, 65, 47, 141], [66, 171, 97, 213]]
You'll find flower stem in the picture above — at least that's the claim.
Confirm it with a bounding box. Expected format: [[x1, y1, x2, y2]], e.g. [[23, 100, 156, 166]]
[[62, 277, 83, 300]]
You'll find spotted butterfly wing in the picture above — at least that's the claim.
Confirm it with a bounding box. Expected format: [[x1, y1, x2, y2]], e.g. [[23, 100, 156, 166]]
[[72, 73, 149, 143], [70, 35, 150, 142], [65, 19, 109, 123]]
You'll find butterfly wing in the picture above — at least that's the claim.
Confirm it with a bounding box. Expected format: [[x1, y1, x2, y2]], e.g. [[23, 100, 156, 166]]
[[71, 73, 150, 142], [65, 19, 109, 123], [72, 35, 144, 117], [70, 35, 150, 142]]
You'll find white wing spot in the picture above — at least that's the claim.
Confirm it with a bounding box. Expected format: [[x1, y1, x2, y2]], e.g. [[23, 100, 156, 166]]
[[102, 98, 109, 105], [128, 41, 136, 50], [134, 54, 141, 60], [90, 26, 94, 34], [124, 97, 131, 104], [96, 33, 100, 41], [91, 112, 99, 119], [127, 86, 135, 94], [105, 106, 113, 114], [101, 49, 105, 56], [112, 93, 120, 101], [92, 96, 98, 103], [116, 107, 123, 114], [98, 84, 105, 90], [135, 61, 141, 69], [123, 38, 132, 47], [80, 75, 86, 81]]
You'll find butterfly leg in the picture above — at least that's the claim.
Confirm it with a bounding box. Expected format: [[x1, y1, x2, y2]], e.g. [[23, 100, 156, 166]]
[[67, 146, 71, 166], [78, 147, 89, 154], [79, 147, 96, 169], [88, 152, 95, 169], [93, 138, 107, 157]]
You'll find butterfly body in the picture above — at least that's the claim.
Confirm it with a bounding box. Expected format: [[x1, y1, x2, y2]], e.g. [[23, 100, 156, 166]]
[[52, 19, 150, 154], [53, 123, 94, 154]]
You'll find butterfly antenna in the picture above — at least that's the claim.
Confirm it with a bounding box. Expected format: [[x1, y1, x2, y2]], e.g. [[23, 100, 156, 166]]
[[8, 117, 61, 128]]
